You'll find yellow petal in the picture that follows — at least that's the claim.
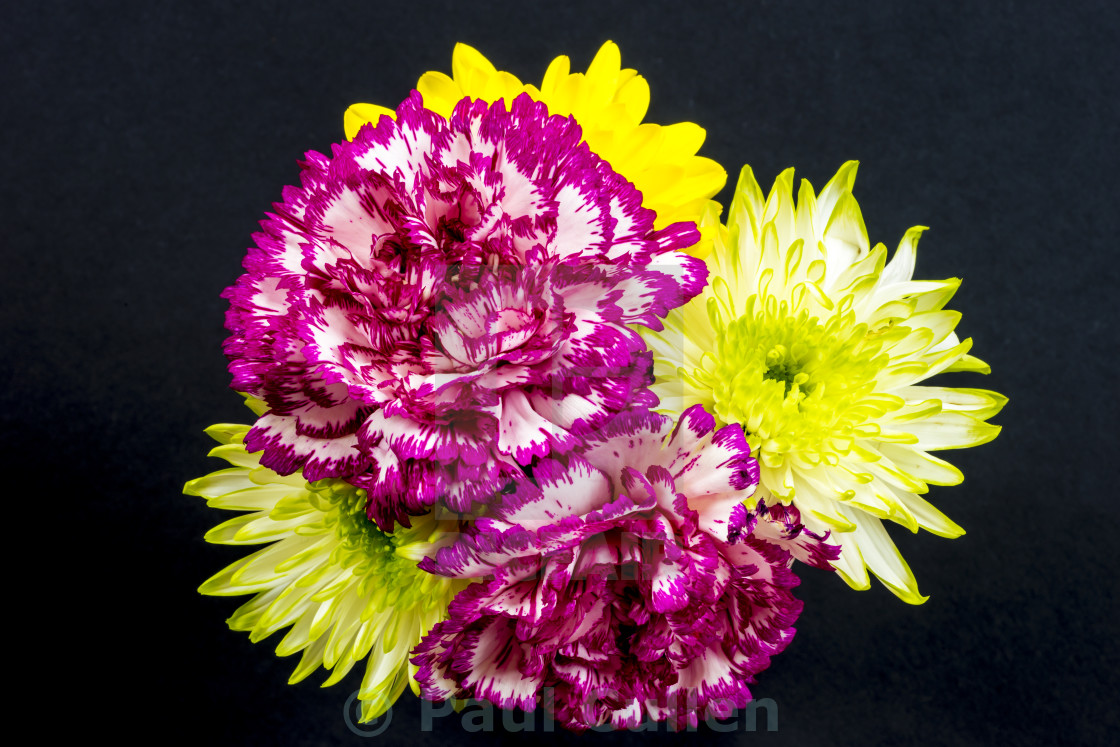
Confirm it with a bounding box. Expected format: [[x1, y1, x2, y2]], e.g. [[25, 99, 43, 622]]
[[415, 71, 462, 118], [585, 41, 622, 87], [343, 103, 397, 140], [946, 353, 992, 374], [451, 42, 501, 94]]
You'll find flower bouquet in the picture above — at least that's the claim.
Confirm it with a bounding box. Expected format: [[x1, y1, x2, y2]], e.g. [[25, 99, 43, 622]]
[[186, 42, 1004, 732]]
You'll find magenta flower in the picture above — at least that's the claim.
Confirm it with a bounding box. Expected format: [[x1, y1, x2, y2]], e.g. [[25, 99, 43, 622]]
[[223, 92, 706, 527], [412, 405, 838, 731]]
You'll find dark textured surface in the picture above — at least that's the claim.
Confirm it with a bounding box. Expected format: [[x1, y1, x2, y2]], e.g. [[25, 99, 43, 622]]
[[3, 0, 1116, 743]]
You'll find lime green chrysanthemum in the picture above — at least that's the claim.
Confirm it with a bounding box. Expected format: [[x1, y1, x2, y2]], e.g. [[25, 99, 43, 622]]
[[640, 162, 1006, 604], [186, 414, 469, 722]]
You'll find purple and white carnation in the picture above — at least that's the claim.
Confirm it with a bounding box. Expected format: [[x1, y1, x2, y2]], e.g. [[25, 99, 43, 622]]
[[412, 405, 839, 731], [222, 91, 706, 527]]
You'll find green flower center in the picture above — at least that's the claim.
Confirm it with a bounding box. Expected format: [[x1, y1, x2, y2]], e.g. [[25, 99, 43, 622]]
[[693, 296, 895, 467], [331, 483, 398, 556], [304, 480, 442, 608], [760, 354, 807, 398]]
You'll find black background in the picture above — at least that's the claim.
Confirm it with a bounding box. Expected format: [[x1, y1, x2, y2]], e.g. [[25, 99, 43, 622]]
[[4, 1, 1117, 744]]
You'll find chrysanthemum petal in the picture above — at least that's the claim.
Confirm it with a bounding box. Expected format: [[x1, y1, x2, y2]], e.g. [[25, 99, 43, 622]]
[[889, 412, 1002, 451], [900, 386, 1008, 419], [184, 467, 256, 498], [893, 491, 966, 538], [875, 443, 964, 487], [842, 510, 928, 604], [946, 353, 992, 374], [343, 103, 396, 139], [203, 422, 252, 444]]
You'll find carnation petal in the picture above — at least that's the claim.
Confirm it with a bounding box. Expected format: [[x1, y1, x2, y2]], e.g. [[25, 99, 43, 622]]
[[459, 618, 541, 711], [247, 410, 370, 481]]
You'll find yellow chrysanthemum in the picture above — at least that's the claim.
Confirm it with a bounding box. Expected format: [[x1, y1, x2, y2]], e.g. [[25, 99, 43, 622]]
[[640, 162, 1006, 603], [343, 41, 726, 255], [186, 410, 468, 722]]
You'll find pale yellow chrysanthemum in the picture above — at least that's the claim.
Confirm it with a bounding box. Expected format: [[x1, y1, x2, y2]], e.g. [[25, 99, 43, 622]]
[[343, 41, 726, 254], [640, 162, 1006, 604], [186, 410, 468, 722]]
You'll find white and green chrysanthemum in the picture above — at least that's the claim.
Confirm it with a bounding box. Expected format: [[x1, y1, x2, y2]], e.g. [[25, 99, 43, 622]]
[[186, 409, 469, 721], [640, 162, 1006, 604]]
